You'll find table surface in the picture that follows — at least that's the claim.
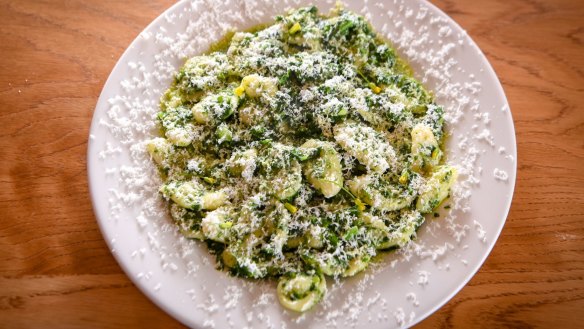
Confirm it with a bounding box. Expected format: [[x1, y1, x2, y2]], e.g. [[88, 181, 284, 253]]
[[1, 0, 582, 328]]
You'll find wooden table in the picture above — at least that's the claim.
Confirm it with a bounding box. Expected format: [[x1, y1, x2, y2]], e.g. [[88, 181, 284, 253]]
[[1, 0, 582, 327]]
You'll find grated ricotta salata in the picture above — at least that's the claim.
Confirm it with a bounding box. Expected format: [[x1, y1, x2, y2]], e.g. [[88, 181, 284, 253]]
[[145, 5, 457, 312], [93, 0, 515, 327]]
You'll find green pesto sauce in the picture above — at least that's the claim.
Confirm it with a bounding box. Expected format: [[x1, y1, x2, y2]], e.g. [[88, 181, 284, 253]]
[[146, 5, 457, 313], [205, 30, 235, 54], [205, 23, 272, 54]]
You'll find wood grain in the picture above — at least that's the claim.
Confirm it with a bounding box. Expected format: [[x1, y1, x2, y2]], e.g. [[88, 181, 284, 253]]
[[0, 0, 582, 328]]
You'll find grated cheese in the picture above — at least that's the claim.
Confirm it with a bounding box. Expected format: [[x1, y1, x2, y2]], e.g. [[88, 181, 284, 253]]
[[94, 0, 512, 326]]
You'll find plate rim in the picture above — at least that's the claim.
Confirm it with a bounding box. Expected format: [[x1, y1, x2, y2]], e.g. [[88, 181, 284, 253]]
[[87, 1, 196, 326], [408, 1, 517, 325]]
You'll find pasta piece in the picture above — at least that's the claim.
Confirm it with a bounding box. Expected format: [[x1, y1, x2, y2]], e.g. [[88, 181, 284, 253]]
[[347, 175, 415, 212], [145, 137, 171, 168], [333, 121, 396, 173], [238, 103, 269, 126], [158, 106, 196, 146], [201, 191, 229, 210], [160, 180, 228, 210], [178, 53, 232, 92], [215, 123, 233, 144], [342, 257, 369, 277], [277, 273, 326, 312], [227, 148, 257, 180], [273, 161, 303, 200], [300, 139, 343, 198], [170, 203, 204, 240], [305, 225, 324, 249], [235, 74, 278, 98], [201, 208, 232, 243], [411, 123, 442, 173], [377, 210, 424, 249], [416, 165, 457, 213], [191, 91, 238, 125], [165, 124, 195, 146]]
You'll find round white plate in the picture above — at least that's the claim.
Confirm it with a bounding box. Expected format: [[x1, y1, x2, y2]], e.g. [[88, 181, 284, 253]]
[[88, 0, 516, 328]]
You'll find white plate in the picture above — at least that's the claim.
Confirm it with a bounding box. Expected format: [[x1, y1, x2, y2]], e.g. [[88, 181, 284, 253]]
[[88, 0, 516, 328]]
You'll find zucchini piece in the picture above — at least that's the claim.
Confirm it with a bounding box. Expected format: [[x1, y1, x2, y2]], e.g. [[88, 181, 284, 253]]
[[215, 123, 233, 144]]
